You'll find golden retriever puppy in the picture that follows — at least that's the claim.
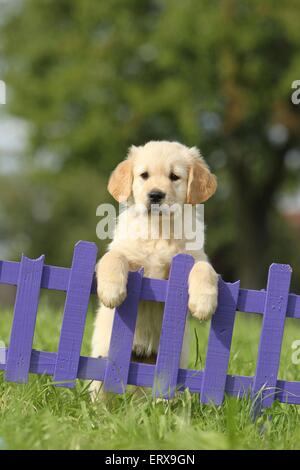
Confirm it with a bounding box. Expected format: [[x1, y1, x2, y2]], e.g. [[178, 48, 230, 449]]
[[91, 141, 218, 398]]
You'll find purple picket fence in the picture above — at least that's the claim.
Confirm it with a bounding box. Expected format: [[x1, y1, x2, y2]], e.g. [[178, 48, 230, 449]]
[[1, 240, 300, 411]]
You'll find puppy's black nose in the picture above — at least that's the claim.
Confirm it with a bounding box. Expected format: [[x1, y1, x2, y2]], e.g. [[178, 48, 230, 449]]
[[148, 190, 166, 204]]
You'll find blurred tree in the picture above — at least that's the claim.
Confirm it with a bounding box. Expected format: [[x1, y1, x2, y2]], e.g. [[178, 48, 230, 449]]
[[1, 0, 300, 287], [0, 167, 109, 265]]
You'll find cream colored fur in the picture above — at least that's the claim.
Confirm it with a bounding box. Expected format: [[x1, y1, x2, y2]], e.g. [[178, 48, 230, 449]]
[[90, 141, 218, 399]]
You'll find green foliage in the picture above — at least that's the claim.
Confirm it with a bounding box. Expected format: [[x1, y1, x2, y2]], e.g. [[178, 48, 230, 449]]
[[0, 167, 109, 265], [0, 0, 300, 286]]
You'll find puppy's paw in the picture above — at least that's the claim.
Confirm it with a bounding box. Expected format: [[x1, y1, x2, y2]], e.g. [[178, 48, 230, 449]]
[[188, 290, 218, 321], [98, 279, 127, 309], [96, 251, 129, 308], [188, 261, 218, 321]]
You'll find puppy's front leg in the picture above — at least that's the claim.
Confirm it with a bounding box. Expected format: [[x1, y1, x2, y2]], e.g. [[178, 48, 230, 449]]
[[188, 261, 218, 321], [97, 251, 129, 309]]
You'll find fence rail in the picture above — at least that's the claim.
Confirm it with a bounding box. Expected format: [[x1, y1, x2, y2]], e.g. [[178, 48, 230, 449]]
[[0, 240, 300, 410]]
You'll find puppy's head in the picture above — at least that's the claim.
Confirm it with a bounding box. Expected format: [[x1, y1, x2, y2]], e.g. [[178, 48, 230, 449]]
[[108, 141, 217, 209]]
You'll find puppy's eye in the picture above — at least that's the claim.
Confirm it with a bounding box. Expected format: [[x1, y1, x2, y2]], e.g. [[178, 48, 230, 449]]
[[170, 172, 180, 181], [140, 172, 149, 180]]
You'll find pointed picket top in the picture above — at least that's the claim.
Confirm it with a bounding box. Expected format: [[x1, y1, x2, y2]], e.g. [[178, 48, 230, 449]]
[[74, 240, 98, 250]]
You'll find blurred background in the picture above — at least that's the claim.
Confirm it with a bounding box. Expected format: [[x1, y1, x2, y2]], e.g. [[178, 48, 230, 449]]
[[0, 0, 300, 307]]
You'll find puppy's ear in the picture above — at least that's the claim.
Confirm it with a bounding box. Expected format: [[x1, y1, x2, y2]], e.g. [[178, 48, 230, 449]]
[[187, 147, 217, 204], [108, 153, 134, 202]]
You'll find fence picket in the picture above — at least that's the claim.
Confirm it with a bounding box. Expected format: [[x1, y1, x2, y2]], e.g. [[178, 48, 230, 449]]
[[153, 254, 194, 399], [103, 269, 143, 393], [53, 241, 97, 387], [200, 279, 240, 404], [5, 255, 44, 383], [252, 264, 292, 415]]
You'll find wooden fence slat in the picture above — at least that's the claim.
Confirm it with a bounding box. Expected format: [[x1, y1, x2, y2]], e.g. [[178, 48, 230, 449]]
[[5, 255, 45, 383], [153, 254, 194, 399], [53, 241, 97, 387], [103, 269, 143, 393], [200, 279, 240, 404], [252, 263, 292, 415]]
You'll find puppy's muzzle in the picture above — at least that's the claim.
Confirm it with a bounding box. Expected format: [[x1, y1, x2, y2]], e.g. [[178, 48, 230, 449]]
[[148, 190, 166, 204]]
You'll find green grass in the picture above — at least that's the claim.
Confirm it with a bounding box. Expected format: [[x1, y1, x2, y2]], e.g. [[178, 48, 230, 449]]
[[0, 302, 300, 450]]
